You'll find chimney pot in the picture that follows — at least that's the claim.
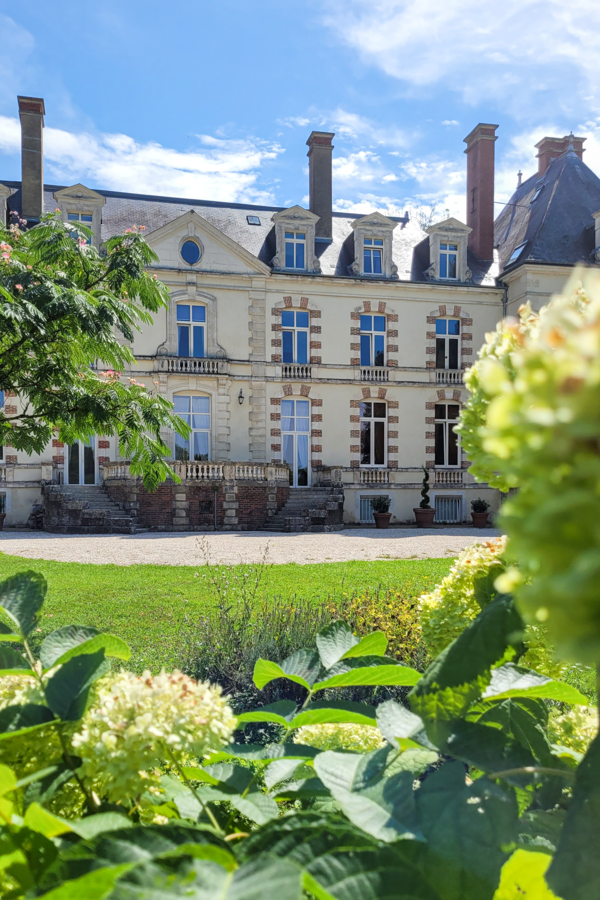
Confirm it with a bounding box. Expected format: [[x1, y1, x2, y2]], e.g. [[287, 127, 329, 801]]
[[306, 130, 334, 240], [18, 95, 45, 223], [535, 134, 585, 176], [463, 123, 498, 261]]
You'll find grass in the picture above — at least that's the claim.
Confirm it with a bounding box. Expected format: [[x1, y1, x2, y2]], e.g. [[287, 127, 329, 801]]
[[0, 552, 453, 673]]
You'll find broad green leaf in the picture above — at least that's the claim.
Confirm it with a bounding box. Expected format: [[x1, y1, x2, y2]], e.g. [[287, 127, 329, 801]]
[[289, 700, 376, 730], [44, 649, 109, 721], [467, 697, 553, 768], [0, 645, 32, 675], [176, 784, 279, 827], [0, 571, 47, 637], [23, 764, 78, 810], [0, 621, 20, 642], [236, 699, 296, 727], [303, 846, 440, 900], [91, 823, 230, 866], [341, 630, 388, 659], [445, 719, 537, 784], [272, 777, 329, 801], [68, 812, 134, 839], [385, 747, 439, 778], [314, 657, 421, 691], [240, 811, 376, 860], [264, 758, 306, 790], [204, 742, 319, 765], [517, 809, 566, 854], [376, 700, 434, 750], [316, 620, 359, 668], [416, 761, 519, 900], [495, 849, 560, 899], [253, 649, 321, 691], [0, 764, 16, 796], [0, 703, 55, 739], [203, 763, 254, 794], [23, 802, 73, 837], [547, 730, 600, 900], [37, 864, 134, 899], [1, 826, 58, 891], [474, 563, 504, 610], [40, 625, 131, 670]]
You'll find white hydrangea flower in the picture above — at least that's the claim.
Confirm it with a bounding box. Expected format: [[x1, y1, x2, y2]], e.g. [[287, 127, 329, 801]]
[[72, 670, 236, 804], [294, 723, 385, 753], [548, 705, 598, 754]]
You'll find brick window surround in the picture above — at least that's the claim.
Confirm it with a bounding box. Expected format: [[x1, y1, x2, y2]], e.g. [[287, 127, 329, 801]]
[[425, 387, 469, 469], [271, 295, 321, 364], [350, 300, 398, 367], [270, 384, 323, 468], [425, 304, 473, 371], [349, 386, 399, 469]]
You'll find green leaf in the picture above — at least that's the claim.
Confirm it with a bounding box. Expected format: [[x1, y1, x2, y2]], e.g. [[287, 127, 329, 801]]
[[289, 700, 377, 730], [495, 849, 560, 899], [40, 626, 131, 669], [342, 631, 388, 659], [473, 563, 505, 610], [0, 763, 16, 796], [484, 664, 589, 705], [264, 758, 306, 790], [416, 761, 519, 900], [445, 720, 537, 783], [314, 657, 421, 691], [303, 846, 441, 900], [316, 620, 359, 668], [44, 649, 109, 721], [236, 699, 296, 727], [23, 763, 79, 810], [253, 649, 321, 691], [0, 571, 47, 637], [90, 823, 230, 866], [37, 864, 134, 899], [467, 697, 554, 768], [68, 812, 134, 839], [23, 802, 74, 837], [547, 730, 600, 900], [0, 703, 55, 739], [0, 646, 32, 675], [187, 764, 280, 826], [204, 742, 319, 765], [314, 747, 421, 843], [0, 621, 20, 642], [376, 700, 435, 750]]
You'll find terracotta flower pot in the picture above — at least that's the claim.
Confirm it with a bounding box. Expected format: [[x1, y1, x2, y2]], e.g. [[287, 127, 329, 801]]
[[0, 513, 6, 531], [472, 511, 489, 528], [413, 507, 435, 528], [373, 512, 392, 529]]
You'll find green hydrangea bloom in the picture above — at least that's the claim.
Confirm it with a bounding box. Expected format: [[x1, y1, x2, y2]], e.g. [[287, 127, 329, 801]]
[[548, 705, 598, 754], [294, 723, 385, 753]]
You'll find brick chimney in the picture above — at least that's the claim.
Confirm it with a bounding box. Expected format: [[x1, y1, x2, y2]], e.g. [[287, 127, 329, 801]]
[[306, 130, 334, 240], [463, 123, 498, 261], [18, 95, 45, 223], [535, 134, 585, 176]]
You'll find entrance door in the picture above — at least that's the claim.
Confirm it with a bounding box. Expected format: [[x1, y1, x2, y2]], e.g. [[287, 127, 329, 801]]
[[67, 439, 97, 485], [281, 398, 310, 487]]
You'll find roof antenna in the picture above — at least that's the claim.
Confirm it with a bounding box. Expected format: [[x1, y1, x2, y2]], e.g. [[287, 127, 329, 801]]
[[517, 170, 522, 187]]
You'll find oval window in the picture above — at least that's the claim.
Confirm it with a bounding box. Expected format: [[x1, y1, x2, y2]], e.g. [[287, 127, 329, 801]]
[[181, 240, 201, 265]]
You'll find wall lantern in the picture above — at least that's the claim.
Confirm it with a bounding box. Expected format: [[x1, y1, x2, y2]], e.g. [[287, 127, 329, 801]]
[[238, 389, 245, 405]]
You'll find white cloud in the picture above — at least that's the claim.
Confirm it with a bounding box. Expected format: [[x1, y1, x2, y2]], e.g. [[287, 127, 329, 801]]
[[328, 109, 410, 148], [321, 0, 600, 113], [382, 173, 398, 182], [442, 120, 459, 126], [0, 116, 283, 204], [278, 116, 311, 128]]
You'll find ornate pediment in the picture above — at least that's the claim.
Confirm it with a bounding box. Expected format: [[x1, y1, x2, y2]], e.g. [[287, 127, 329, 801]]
[[426, 216, 472, 236], [53, 183, 106, 206], [351, 210, 398, 231]]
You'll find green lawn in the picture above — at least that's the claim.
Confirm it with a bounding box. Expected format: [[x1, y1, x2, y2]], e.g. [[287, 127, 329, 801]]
[[0, 552, 452, 673]]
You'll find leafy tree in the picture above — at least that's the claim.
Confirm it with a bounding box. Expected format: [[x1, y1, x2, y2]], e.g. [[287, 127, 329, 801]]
[[0, 212, 188, 489]]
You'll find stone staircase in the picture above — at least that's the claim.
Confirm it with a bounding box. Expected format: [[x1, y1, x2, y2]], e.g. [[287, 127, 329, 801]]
[[42, 484, 139, 534], [265, 486, 344, 533]]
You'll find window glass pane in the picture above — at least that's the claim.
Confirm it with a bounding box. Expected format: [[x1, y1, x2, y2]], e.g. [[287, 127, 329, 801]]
[[374, 335, 385, 367], [360, 315, 372, 331], [440, 243, 447, 250], [296, 233, 305, 240], [177, 305, 190, 322], [174, 395, 190, 413], [175, 433, 189, 461], [192, 397, 210, 413], [181, 241, 200, 265], [447, 404, 460, 420], [296, 418, 309, 432], [68, 213, 79, 221], [364, 238, 372, 245], [436, 319, 447, 334], [448, 319, 460, 335], [436, 338, 446, 369], [374, 239, 383, 246], [435, 423, 445, 466], [360, 421, 371, 465], [297, 330, 308, 364], [374, 421, 385, 465], [364, 251, 372, 274], [81, 214, 93, 223], [281, 399, 294, 418], [296, 311, 309, 328], [192, 306, 206, 322], [281, 310, 294, 327], [178, 325, 190, 357], [449, 244, 458, 251], [360, 334, 371, 367], [296, 242, 305, 269], [373, 250, 382, 274], [434, 404, 446, 420], [373, 402, 386, 419], [285, 243, 295, 268], [449, 338, 458, 370], [448, 254, 457, 278], [448, 426, 458, 466], [193, 432, 209, 461], [296, 400, 309, 416], [192, 326, 204, 358], [440, 254, 448, 278], [282, 330, 294, 363], [68, 442, 80, 484], [374, 316, 386, 332], [192, 414, 210, 429], [285, 232, 294, 239], [83, 441, 95, 484], [360, 402, 372, 418], [297, 434, 308, 486]]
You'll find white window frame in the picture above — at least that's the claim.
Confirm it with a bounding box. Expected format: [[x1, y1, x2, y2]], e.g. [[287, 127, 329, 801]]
[[360, 314, 386, 367], [360, 400, 387, 468], [281, 398, 311, 487], [435, 318, 461, 370], [67, 211, 94, 245], [173, 394, 211, 462], [439, 241, 458, 279], [434, 402, 461, 468], [284, 231, 307, 270], [281, 310, 310, 364], [176, 303, 207, 358], [363, 237, 384, 275]]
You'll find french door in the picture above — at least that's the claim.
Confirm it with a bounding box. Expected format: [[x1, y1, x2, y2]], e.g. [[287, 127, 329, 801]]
[[66, 438, 97, 485], [281, 398, 310, 487]]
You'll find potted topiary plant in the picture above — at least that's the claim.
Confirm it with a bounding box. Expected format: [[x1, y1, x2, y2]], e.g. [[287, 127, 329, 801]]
[[471, 496, 490, 527], [370, 495, 392, 529], [0, 494, 5, 531], [414, 466, 435, 527]]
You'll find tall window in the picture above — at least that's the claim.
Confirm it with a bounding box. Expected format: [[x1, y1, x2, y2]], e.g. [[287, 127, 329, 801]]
[[360, 401, 386, 466], [174, 395, 210, 461], [177, 304, 206, 357], [0, 390, 3, 461], [436, 318, 460, 370], [360, 315, 386, 367], [285, 232, 306, 269], [282, 310, 309, 364], [435, 403, 460, 467], [439, 242, 458, 279], [281, 398, 310, 487], [67, 212, 93, 244], [364, 238, 383, 274]]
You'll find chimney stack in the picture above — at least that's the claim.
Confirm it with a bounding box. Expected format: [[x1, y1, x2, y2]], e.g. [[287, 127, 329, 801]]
[[535, 134, 585, 176], [463, 123, 498, 261], [18, 95, 45, 223], [306, 130, 334, 240]]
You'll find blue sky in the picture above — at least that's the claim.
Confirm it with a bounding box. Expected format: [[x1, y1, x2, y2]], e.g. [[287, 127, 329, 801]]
[[1, 0, 600, 221]]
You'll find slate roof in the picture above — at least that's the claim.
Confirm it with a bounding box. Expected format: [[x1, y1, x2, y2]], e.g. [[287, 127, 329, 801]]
[[3, 181, 497, 286], [495, 149, 600, 274]]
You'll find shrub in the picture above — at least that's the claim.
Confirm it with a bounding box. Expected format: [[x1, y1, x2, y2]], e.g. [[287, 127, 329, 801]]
[[471, 496, 490, 513], [419, 465, 432, 508], [369, 495, 391, 514]]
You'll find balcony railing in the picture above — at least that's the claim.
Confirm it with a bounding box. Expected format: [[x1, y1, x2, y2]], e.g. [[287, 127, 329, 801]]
[[360, 367, 389, 383], [103, 460, 289, 484], [281, 363, 313, 379], [158, 357, 228, 375], [436, 368, 463, 384], [360, 469, 390, 484], [434, 468, 463, 485]]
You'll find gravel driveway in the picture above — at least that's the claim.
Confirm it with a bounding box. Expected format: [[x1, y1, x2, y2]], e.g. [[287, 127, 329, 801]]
[[0, 528, 501, 567]]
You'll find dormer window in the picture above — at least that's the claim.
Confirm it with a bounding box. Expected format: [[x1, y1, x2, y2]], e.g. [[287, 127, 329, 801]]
[[285, 232, 306, 269], [439, 242, 458, 279], [67, 212, 93, 245], [364, 238, 383, 275]]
